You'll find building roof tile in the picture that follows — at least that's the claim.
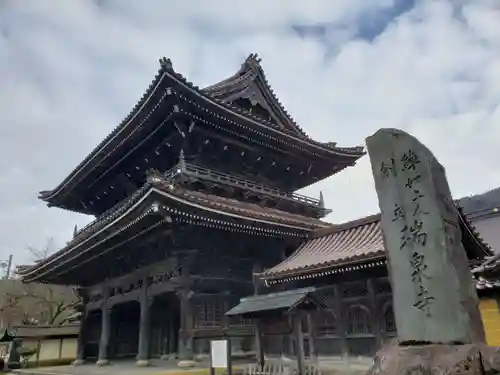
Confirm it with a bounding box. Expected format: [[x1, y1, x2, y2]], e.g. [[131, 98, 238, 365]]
[[39, 54, 365, 213], [259, 214, 384, 280], [260, 204, 495, 282], [20, 171, 329, 281], [225, 287, 323, 317], [151, 178, 330, 231]]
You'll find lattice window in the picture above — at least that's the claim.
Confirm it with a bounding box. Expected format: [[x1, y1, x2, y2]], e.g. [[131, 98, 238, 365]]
[[230, 315, 252, 326], [375, 278, 392, 294], [315, 311, 337, 337], [347, 305, 372, 334], [341, 281, 368, 299], [383, 303, 396, 332], [196, 300, 223, 327]]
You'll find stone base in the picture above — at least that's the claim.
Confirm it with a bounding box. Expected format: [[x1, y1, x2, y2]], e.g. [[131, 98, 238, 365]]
[[96, 359, 110, 366], [136, 359, 150, 367], [72, 359, 85, 366], [366, 342, 500, 375], [177, 359, 197, 368]]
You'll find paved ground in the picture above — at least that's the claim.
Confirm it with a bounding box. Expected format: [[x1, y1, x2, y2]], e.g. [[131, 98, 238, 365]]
[[12, 359, 217, 375], [12, 358, 372, 375]]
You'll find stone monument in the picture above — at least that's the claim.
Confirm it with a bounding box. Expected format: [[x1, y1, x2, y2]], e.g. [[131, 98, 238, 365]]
[[365, 128, 500, 374]]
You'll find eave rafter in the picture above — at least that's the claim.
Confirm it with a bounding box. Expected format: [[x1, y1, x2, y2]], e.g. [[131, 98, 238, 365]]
[[38, 54, 364, 212]]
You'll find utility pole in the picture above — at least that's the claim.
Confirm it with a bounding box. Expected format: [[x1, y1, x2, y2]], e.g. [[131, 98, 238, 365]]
[[0, 254, 13, 279], [0, 254, 13, 329]]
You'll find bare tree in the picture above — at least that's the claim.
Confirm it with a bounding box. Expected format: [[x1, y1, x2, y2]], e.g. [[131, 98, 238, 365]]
[[0, 238, 82, 327], [27, 237, 56, 264], [0, 292, 21, 328]]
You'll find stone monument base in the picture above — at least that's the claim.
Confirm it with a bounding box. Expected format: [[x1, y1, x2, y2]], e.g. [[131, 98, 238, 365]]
[[177, 359, 197, 368], [136, 359, 150, 367], [366, 342, 500, 375], [96, 359, 109, 366]]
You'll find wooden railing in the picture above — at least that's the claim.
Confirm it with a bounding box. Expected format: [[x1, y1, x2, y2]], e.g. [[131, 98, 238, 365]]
[[178, 162, 321, 207], [73, 162, 321, 242]]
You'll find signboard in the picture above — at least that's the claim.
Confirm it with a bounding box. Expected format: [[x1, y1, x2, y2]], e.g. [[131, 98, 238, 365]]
[[210, 339, 232, 375], [210, 340, 228, 368]]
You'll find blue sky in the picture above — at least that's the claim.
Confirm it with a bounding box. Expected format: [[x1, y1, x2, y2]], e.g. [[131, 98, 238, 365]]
[[0, 0, 499, 265]]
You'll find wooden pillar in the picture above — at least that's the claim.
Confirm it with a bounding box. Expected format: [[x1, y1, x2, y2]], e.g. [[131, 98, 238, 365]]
[[175, 250, 196, 366], [306, 313, 316, 361], [160, 316, 171, 360], [136, 278, 153, 367], [168, 317, 176, 357], [255, 321, 265, 370], [332, 284, 349, 358], [367, 278, 382, 350], [73, 305, 87, 366], [96, 292, 111, 366], [293, 315, 306, 375], [252, 262, 264, 365], [177, 288, 195, 363]]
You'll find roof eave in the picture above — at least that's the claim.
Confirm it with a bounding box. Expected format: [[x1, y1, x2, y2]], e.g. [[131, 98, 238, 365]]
[[37, 55, 365, 211], [259, 255, 386, 282], [34, 63, 169, 205]]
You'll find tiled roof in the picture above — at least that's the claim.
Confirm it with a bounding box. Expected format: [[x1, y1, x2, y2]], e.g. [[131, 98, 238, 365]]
[[259, 214, 384, 280], [12, 324, 80, 338], [471, 254, 500, 290], [226, 287, 323, 317], [260, 204, 495, 282], [150, 178, 330, 230], [20, 174, 329, 280], [472, 255, 500, 275], [39, 54, 364, 214], [474, 276, 500, 290], [203, 53, 309, 139]]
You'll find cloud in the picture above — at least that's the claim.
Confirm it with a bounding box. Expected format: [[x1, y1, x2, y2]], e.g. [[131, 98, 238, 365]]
[[0, 0, 499, 266]]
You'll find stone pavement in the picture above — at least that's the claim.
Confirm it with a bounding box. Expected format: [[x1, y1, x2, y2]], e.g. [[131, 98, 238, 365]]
[[11, 358, 372, 375], [11, 359, 226, 375]]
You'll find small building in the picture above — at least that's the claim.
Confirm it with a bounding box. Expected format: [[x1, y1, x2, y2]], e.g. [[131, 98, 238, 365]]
[[12, 324, 80, 367], [472, 253, 500, 346], [253, 203, 494, 359]]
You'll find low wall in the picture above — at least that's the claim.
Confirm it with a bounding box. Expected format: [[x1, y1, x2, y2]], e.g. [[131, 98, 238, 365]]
[[20, 336, 77, 367], [13, 325, 79, 367]]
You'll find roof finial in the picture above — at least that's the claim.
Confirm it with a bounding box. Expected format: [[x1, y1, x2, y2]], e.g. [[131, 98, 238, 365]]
[[246, 53, 261, 66], [319, 191, 325, 209], [160, 57, 173, 70], [73, 224, 78, 239]]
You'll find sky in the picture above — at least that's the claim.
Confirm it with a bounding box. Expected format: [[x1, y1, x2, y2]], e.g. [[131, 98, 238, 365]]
[[0, 0, 499, 267]]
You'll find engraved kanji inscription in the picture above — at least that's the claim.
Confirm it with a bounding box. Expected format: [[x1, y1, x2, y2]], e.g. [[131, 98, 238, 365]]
[[392, 203, 405, 222], [401, 150, 420, 171], [380, 158, 396, 179], [404, 175, 421, 189], [400, 220, 428, 250], [413, 284, 434, 317]]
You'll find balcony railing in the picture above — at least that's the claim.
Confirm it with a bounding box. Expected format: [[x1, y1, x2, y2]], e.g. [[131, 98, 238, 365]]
[[73, 162, 321, 243], [177, 162, 321, 207]]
